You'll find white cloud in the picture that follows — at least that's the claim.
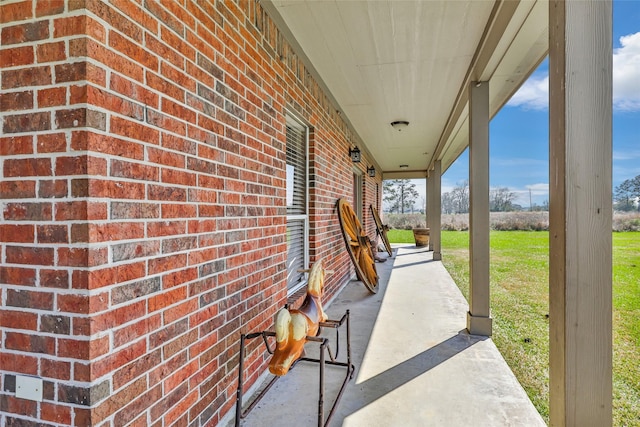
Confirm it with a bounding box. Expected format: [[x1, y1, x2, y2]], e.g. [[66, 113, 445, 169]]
[[507, 32, 640, 112], [613, 149, 640, 161], [506, 75, 549, 111], [613, 32, 640, 111]]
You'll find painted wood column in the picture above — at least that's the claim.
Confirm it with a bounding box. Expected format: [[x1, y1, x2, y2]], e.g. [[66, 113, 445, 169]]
[[429, 161, 442, 260], [549, 1, 613, 425], [467, 81, 492, 336]]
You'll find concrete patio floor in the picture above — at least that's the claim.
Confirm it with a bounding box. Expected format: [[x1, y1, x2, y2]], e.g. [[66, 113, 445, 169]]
[[229, 244, 547, 427]]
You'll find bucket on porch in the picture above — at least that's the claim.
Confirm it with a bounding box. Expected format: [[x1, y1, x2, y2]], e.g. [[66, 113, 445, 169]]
[[412, 228, 430, 247]]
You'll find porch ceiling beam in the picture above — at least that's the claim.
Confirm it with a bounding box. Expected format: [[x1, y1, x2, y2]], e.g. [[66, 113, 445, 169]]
[[428, 0, 520, 173]]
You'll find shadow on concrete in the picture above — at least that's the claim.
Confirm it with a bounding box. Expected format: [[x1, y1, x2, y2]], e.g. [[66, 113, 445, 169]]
[[339, 330, 487, 418]]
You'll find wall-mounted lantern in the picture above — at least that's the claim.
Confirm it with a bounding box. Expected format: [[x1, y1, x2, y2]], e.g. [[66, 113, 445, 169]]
[[349, 146, 361, 163]]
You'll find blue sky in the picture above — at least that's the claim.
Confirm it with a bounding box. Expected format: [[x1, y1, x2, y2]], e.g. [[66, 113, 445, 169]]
[[435, 0, 640, 208]]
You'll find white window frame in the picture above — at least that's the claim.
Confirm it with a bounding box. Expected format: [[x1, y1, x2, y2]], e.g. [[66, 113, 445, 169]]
[[353, 168, 363, 222], [285, 112, 309, 294]]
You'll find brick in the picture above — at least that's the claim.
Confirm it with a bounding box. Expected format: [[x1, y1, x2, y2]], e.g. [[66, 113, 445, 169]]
[[1, 20, 49, 45], [5, 332, 55, 354], [110, 73, 159, 107], [148, 185, 187, 202], [83, 38, 143, 82], [87, 180, 145, 200], [58, 380, 110, 406], [40, 402, 72, 425], [162, 267, 198, 289], [0, 309, 38, 331], [112, 383, 163, 426], [39, 179, 68, 198], [3, 202, 52, 221], [58, 247, 88, 267], [0, 91, 33, 111], [109, 31, 158, 70], [113, 348, 162, 390], [6, 289, 54, 310], [37, 87, 67, 108], [40, 358, 71, 381], [111, 276, 161, 305], [148, 253, 187, 275], [111, 201, 160, 219], [71, 131, 144, 160], [0, 44, 34, 67], [91, 339, 146, 379], [86, 262, 146, 290], [112, 240, 160, 262], [145, 0, 185, 36], [0, 135, 32, 155], [147, 220, 187, 238], [160, 168, 196, 186], [113, 315, 162, 348], [148, 287, 187, 313], [146, 72, 185, 103], [85, 222, 145, 243], [37, 41, 66, 63], [40, 314, 70, 335], [40, 269, 69, 289], [90, 300, 146, 332], [0, 224, 34, 243], [1, 66, 51, 90], [36, 0, 65, 17], [36, 133, 65, 154], [4, 158, 51, 177], [6, 246, 54, 265], [161, 236, 197, 254], [147, 146, 185, 168], [86, 85, 144, 120], [0, 1, 33, 22], [55, 61, 87, 83], [35, 224, 67, 243], [110, 116, 159, 145], [54, 201, 87, 221], [0, 266, 36, 286], [2, 111, 51, 133], [53, 14, 86, 38], [1, 396, 38, 419], [55, 108, 106, 131], [111, 159, 159, 182]]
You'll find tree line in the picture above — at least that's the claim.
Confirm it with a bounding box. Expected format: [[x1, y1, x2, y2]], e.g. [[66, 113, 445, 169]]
[[383, 179, 545, 214], [384, 175, 640, 214]]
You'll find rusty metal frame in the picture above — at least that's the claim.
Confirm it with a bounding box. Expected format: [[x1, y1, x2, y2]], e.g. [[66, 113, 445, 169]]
[[235, 310, 354, 427]]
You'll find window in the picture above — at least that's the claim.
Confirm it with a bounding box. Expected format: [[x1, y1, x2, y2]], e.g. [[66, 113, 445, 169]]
[[353, 170, 363, 221], [285, 114, 308, 292]]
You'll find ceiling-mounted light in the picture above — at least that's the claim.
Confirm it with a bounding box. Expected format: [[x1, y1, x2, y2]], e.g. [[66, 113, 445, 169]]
[[399, 164, 409, 169], [349, 146, 361, 163], [390, 120, 410, 131], [367, 166, 376, 177]]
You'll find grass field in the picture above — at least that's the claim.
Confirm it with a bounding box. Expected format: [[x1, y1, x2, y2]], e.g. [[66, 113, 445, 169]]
[[386, 229, 640, 425]]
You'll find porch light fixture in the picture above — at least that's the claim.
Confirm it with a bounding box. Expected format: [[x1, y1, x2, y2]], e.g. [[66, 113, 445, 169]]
[[390, 120, 409, 131], [367, 166, 376, 177], [349, 146, 361, 163], [399, 164, 409, 169]]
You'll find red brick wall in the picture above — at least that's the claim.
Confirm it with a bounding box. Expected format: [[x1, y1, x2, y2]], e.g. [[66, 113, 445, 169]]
[[0, 1, 382, 425]]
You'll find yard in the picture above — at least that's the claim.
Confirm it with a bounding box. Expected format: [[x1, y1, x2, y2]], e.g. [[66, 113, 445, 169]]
[[387, 229, 640, 426]]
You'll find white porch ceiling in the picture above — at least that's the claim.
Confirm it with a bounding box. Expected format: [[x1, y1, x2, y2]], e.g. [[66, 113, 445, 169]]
[[263, 0, 549, 179]]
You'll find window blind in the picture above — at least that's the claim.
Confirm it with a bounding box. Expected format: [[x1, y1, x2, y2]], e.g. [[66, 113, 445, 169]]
[[285, 117, 308, 290]]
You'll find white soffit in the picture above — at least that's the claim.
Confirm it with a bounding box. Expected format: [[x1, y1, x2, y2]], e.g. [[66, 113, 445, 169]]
[[267, 0, 548, 177]]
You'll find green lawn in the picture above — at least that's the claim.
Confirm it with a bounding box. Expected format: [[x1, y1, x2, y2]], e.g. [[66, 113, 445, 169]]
[[387, 229, 640, 425]]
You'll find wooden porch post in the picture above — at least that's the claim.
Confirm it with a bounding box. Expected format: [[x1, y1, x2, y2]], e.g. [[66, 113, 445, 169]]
[[467, 81, 492, 336], [429, 161, 442, 260], [549, 1, 613, 425]]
